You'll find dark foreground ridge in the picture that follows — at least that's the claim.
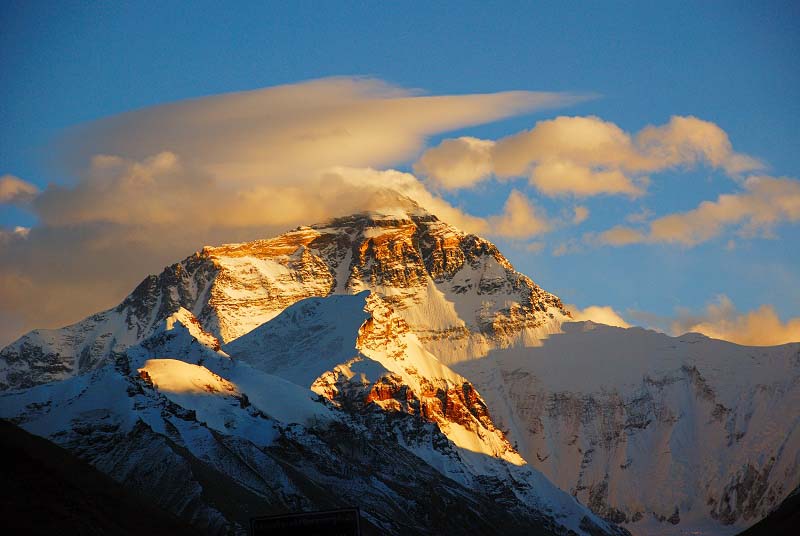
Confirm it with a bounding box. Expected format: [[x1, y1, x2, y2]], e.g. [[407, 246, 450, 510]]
[[0, 419, 198, 536], [736, 484, 800, 536]]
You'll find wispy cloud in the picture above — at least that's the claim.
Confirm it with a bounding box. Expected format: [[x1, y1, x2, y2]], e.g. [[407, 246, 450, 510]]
[[60, 77, 585, 186], [572, 205, 589, 225]]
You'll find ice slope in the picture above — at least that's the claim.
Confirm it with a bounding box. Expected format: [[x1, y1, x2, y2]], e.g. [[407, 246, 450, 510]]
[[456, 321, 800, 536]]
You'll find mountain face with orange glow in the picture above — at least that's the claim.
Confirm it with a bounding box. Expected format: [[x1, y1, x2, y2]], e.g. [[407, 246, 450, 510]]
[[0, 196, 567, 390], [1, 199, 798, 536]]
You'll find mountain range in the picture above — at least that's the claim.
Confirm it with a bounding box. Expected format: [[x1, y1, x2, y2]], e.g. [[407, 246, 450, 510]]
[[2, 196, 797, 535]]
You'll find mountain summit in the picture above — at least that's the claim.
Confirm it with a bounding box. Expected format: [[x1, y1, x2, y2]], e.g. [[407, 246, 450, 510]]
[[1, 201, 798, 536], [0, 197, 566, 390]]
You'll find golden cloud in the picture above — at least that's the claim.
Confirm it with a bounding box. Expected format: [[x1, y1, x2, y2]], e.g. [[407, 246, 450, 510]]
[[565, 304, 632, 328], [487, 189, 551, 239], [414, 115, 762, 197], [0, 175, 39, 205], [596, 175, 800, 246], [671, 295, 800, 346], [572, 205, 589, 225]]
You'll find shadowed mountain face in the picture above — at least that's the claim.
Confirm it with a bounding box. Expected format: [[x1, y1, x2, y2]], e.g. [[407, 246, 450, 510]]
[[0, 419, 198, 536], [1, 200, 797, 535], [735, 485, 800, 536]]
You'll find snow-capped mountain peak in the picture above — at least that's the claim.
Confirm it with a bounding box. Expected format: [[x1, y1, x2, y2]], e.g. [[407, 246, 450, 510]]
[[1, 203, 797, 536]]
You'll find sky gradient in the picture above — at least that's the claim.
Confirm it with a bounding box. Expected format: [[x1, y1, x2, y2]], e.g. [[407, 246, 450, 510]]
[[1, 1, 798, 346]]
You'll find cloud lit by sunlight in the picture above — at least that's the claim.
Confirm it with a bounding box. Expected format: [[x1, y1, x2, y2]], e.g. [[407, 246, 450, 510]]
[[414, 115, 762, 197], [0, 175, 39, 205], [565, 304, 631, 328], [60, 77, 585, 186], [670, 295, 800, 346], [595, 175, 800, 246]]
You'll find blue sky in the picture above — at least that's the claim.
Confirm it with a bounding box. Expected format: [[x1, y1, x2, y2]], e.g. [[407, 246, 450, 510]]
[[1, 1, 798, 344]]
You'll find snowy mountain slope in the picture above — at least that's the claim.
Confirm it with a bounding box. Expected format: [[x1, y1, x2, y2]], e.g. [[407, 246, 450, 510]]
[[455, 322, 800, 536], [224, 291, 626, 534], [0, 291, 625, 536], [0, 197, 566, 390]]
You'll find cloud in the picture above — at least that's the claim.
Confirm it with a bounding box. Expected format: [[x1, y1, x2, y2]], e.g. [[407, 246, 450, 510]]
[[572, 205, 589, 225], [565, 304, 632, 328], [487, 189, 551, 239], [413, 137, 494, 190], [636, 116, 762, 175], [414, 115, 761, 197], [1, 77, 583, 346], [596, 175, 800, 246], [524, 241, 545, 253], [60, 77, 583, 186], [625, 207, 654, 223], [530, 159, 644, 197], [596, 226, 647, 246], [0, 174, 39, 204], [670, 295, 800, 346]]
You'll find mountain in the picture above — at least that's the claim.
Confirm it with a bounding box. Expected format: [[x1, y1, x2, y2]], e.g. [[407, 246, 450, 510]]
[[1, 197, 797, 535], [0, 195, 565, 391], [736, 484, 800, 535], [0, 419, 198, 536], [1, 291, 621, 535], [456, 322, 800, 536]]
